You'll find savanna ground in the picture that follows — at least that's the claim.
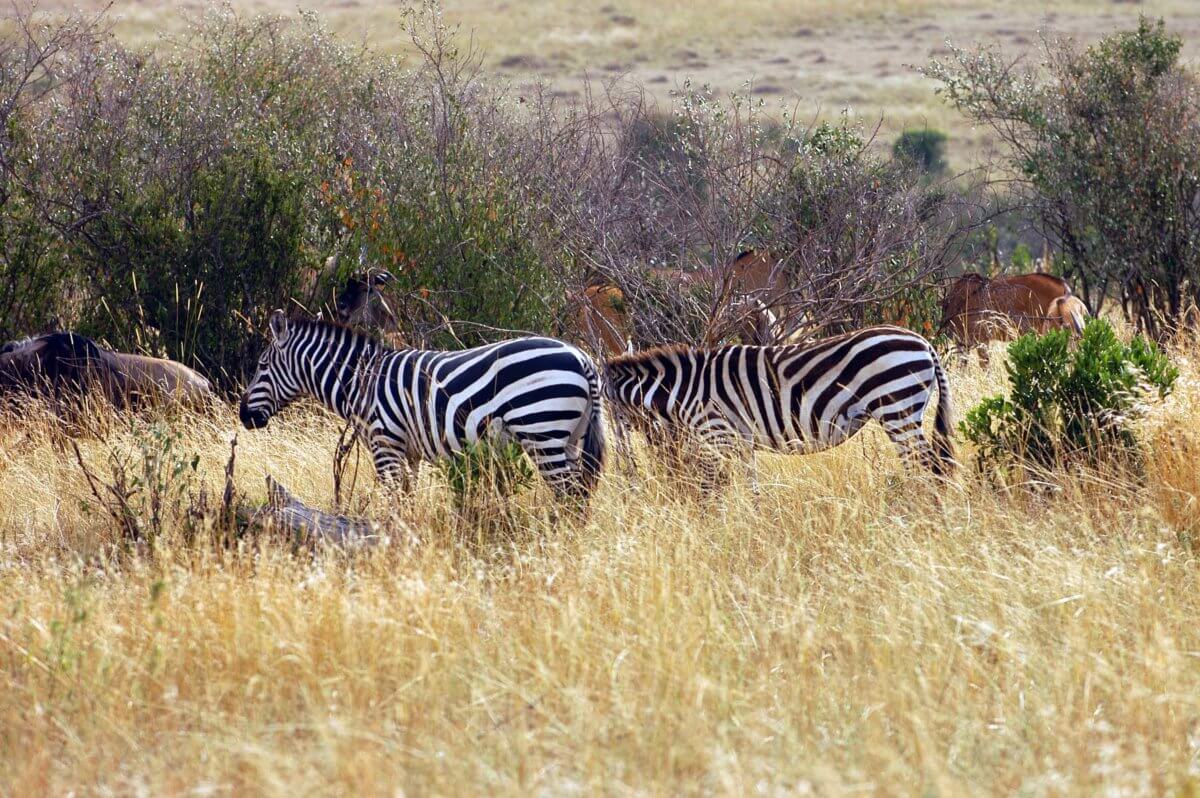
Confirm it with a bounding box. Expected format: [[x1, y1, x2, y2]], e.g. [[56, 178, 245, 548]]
[[39, 0, 1200, 168], [3, 339, 1200, 794]]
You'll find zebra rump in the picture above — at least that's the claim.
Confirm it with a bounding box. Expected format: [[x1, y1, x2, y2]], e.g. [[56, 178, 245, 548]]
[[603, 325, 954, 475], [240, 313, 606, 500]]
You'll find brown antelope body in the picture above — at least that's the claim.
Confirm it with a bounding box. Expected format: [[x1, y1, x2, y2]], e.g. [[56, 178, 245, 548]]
[[941, 273, 1088, 362], [574, 283, 632, 357], [580, 250, 790, 354]]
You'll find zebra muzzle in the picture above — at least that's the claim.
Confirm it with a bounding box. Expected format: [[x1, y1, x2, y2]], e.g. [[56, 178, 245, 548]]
[[239, 399, 270, 430]]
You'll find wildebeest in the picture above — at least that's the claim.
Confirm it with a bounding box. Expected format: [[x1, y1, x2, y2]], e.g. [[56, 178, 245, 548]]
[[0, 331, 213, 412], [334, 268, 401, 337], [940, 273, 1089, 363]]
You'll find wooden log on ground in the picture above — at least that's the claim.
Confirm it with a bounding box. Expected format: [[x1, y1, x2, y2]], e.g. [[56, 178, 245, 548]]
[[248, 476, 407, 548]]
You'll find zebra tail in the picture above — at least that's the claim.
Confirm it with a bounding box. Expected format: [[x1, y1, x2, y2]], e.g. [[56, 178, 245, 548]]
[[577, 358, 607, 493], [932, 349, 956, 475]]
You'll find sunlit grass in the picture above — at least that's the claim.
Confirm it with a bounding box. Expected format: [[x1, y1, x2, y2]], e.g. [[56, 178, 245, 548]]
[[2, 340, 1199, 794]]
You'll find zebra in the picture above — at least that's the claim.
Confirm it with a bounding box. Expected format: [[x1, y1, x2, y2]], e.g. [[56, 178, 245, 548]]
[[239, 311, 606, 501], [602, 325, 954, 488]]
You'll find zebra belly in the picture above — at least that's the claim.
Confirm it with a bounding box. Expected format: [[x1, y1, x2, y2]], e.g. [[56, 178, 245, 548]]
[[769, 408, 870, 454]]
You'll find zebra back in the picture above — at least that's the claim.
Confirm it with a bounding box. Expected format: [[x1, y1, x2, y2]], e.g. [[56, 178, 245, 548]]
[[604, 326, 953, 471]]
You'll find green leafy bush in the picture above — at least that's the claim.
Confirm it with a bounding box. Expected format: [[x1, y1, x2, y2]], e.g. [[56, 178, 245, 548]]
[[0, 191, 72, 341], [77, 422, 201, 549], [961, 319, 1177, 473], [81, 149, 307, 386], [892, 129, 949, 174], [440, 439, 535, 511], [322, 148, 557, 349], [2, 5, 963, 372], [768, 116, 957, 336]]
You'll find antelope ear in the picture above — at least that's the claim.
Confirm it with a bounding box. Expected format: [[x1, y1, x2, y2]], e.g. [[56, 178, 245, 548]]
[[269, 310, 290, 344], [372, 270, 395, 286]]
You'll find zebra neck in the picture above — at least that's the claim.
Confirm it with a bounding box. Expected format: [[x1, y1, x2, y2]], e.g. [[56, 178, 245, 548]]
[[298, 332, 379, 421]]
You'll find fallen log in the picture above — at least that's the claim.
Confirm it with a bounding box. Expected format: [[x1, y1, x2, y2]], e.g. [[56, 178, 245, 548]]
[[248, 476, 407, 548]]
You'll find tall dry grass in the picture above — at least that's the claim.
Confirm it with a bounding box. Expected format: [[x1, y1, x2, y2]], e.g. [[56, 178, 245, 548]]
[[2, 347, 1200, 795]]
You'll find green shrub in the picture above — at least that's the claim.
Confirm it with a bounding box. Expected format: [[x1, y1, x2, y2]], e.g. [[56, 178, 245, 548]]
[[80, 149, 307, 387], [860, 257, 944, 339], [622, 109, 706, 196], [439, 438, 537, 539], [805, 120, 866, 160], [961, 319, 1177, 474], [440, 439, 535, 511], [0, 190, 73, 341], [2, 6, 963, 367], [767, 116, 958, 336], [77, 422, 201, 549], [892, 129, 949, 175], [323, 148, 558, 349]]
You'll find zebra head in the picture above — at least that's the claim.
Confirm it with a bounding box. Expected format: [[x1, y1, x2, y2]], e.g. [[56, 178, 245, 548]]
[[239, 310, 302, 429]]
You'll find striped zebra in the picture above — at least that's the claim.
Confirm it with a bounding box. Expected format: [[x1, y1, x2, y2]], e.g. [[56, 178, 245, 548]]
[[239, 312, 606, 500], [603, 325, 954, 486]]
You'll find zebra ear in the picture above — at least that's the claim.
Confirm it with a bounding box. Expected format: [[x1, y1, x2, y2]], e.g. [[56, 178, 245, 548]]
[[269, 310, 290, 344]]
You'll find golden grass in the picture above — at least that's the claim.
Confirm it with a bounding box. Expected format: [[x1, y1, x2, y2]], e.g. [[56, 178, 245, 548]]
[[2, 345, 1200, 794]]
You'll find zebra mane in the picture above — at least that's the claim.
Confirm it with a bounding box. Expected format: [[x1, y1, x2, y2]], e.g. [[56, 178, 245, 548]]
[[604, 343, 695, 370], [288, 314, 391, 350]]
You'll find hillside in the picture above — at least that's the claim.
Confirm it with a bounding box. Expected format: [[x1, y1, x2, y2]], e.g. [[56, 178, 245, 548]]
[[37, 0, 1200, 168]]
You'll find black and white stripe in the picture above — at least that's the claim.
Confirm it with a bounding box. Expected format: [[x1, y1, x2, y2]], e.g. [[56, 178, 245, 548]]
[[240, 312, 606, 499], [603, 325, 954, 481]]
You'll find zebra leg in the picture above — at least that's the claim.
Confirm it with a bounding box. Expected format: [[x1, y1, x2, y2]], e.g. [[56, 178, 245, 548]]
[[692, 417, 745, 496], [881, 419, 938, 474], [650, 421, 692, 484], [609, 415, 642, 481], [509, 431, 592, 507], [370, 439, 414, 492], [746, 450, 762, 497]]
